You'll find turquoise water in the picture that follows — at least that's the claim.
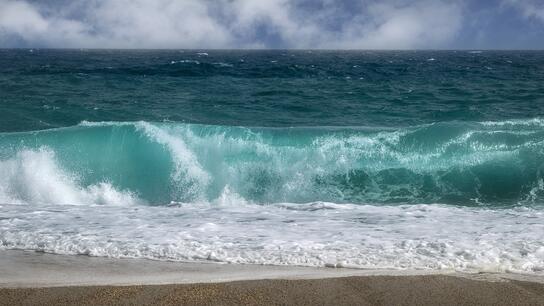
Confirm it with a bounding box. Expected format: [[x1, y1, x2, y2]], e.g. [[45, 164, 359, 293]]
[[1, 50, 544, 206], [1, 50, 544, 272], [2, 120, 544, 206]]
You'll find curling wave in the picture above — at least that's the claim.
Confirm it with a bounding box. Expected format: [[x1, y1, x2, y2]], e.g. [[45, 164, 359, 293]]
[[1, 119, 544, 206]]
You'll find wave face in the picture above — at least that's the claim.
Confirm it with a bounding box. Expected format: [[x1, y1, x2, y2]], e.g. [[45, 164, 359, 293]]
[[2, 119, 544, 206]]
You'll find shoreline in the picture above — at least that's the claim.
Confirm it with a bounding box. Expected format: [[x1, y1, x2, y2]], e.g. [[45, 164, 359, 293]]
[[1, 250, 543, 305], [0, 250, 448, 288]]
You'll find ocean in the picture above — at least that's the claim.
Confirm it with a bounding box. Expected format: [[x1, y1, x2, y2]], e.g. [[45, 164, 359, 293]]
[[0, 49, 543, 273]]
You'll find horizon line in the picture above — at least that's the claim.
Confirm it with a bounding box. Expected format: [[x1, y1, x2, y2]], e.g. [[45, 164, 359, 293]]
[[2, 48, 544, 51]]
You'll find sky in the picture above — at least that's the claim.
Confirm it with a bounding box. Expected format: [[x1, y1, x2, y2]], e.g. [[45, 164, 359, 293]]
[[0, 0, 543, 49]]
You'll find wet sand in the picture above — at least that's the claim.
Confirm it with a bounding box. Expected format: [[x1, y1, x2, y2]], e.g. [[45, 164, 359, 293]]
[[1, 250, 543, 305]]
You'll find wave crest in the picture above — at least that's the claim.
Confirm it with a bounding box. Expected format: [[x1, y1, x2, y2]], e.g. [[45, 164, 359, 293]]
[[1, 119, 544, 206]]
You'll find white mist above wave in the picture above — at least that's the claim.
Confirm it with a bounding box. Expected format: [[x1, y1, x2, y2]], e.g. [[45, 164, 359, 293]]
[[1, 201, 543, 274]]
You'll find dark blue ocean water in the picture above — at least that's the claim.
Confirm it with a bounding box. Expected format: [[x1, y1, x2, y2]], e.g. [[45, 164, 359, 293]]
[[1, 49, 544, 131], [1, 50, 544, 206]]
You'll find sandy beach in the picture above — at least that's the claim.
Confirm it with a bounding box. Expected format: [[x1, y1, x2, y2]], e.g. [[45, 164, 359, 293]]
[[1, 250, 543, 305]]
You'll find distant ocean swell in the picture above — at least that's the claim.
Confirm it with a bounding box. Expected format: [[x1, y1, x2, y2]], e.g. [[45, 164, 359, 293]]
[[1, 118, 544, 207]]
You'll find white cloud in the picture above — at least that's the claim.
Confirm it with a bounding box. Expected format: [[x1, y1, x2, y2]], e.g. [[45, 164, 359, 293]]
[[0, 0, 234, 48], [0, 0, 464, 49], [86, 1, 233, 48], [0, 0, 90, 46], [322, 1, 463, 49]]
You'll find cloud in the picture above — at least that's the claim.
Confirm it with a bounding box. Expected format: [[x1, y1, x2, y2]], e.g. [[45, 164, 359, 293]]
[[0, 0, 463, 49], [0, 0, 91, 46], [322, 1, 463, 49], [0, 0, 233, 48], [503, 0, 544, 23]]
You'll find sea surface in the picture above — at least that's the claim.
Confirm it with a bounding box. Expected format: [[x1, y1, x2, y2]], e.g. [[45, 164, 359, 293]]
[[1, 49, 544, 273]]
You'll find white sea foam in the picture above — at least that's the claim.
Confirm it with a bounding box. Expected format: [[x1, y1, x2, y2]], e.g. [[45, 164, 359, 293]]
[[0, 148, 140, 206], [212, 62, 233, 67], [480, 118, 544, 127], [0, 201, 543, 274], [170, 60, 200, 65]]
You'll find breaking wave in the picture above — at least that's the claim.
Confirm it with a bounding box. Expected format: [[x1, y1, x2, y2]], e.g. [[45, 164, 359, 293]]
[[1, 119, 544, 206]]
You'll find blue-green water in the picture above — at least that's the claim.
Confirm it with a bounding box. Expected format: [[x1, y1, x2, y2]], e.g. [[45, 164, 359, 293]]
[[1, 50, 543, 131], [2, 50, 544, 272], [1, 50, 544, 206], [3, 120, 544, 206]]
